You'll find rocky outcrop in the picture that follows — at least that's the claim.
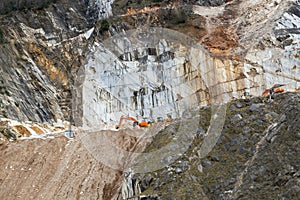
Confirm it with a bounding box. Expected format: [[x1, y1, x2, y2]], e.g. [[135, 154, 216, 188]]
[[0, 0, 93, 122], [88, 0, 114, 20], [0, 118, 71, 143], [0, 0, 298, 126], [123, 92, 300, 199], [76, 0, 300, 128], [0, 92, 299, 200]]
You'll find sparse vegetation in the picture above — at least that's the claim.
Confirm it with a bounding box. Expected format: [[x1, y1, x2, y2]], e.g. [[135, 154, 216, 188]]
[[100, 19, 110, 32], [0, 28, 4, 43], [0, 0, 57, 15], [133, 93, 300, 199]]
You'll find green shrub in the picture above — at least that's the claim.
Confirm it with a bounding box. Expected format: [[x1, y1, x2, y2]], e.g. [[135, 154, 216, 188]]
[[100, 19, 110, 31], [0, 28, 4, 43]]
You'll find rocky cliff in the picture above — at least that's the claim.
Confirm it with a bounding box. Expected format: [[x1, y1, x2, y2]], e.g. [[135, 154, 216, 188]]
[[0, 0, 300, 199], [0, 0, 299, 125], [0, 0, 92, 122], [77, 0, 300, 128]]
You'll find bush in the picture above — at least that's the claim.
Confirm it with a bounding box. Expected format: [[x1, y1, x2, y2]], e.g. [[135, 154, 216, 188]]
[[0, 28, 4, 43], [100, 19, 110, 31]]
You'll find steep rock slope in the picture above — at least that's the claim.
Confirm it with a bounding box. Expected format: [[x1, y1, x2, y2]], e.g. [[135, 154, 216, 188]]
[[0, 0, 299, 125], [125, 92, 300, 200], [0, 0, 93, 122], [78, 0, 300, 127]]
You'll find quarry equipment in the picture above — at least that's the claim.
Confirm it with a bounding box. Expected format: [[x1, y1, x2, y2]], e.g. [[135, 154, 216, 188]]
[[262, 84, 285, 97], [115, 116, 150, 129]]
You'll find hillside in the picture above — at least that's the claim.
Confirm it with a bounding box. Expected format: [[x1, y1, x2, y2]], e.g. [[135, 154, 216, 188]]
[[0, 92, 299, 199], [0, 0, 299, 123], [0, 0, 299, 199], [128, 92, 300, 199]]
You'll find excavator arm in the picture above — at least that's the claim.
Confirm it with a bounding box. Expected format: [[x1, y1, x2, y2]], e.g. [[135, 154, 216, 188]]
[[116, 116, 138, 129], [115, 116, 150, 129], [262, 87, 284, 96]]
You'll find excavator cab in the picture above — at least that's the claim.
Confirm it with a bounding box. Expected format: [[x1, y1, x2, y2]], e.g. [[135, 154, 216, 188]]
[[133, 121, 139, 127], [143, 117, 153, 125], [138, 121, 150, 127]]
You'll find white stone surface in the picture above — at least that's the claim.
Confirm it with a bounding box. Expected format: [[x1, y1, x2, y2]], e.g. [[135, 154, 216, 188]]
[[89, 0, 114, 20], [77, 2, 300, 128]]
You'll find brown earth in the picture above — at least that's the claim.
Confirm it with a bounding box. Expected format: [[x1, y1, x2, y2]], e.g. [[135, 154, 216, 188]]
[[0, 123, 165, 200], [0, 136, 119, 200], [0, 131, 138, 200]]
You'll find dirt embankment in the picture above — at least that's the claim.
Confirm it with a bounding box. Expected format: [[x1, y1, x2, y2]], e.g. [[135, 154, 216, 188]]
[[0, 128, 149, 200]]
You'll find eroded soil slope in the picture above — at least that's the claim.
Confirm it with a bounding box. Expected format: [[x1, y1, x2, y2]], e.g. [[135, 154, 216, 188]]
[[0, 129, 145, 200]]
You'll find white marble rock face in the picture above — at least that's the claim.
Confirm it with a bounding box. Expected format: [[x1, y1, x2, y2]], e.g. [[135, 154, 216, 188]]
[[80, 20, 300, 127]]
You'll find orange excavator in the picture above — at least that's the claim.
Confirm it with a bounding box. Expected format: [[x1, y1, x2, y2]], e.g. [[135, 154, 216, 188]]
[[115, 116, 150, 129], [262, 84, 285, 97]]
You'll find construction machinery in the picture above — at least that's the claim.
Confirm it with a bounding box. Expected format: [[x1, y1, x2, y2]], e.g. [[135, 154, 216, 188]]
[[262, 84, 285, 96], [115, 116, 150, 129]]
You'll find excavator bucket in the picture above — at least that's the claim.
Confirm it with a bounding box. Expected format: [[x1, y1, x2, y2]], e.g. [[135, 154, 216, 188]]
[[262, 89, 270, 96]]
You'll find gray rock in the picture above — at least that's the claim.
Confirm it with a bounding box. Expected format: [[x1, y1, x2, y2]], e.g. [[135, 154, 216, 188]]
[[278, 114, 286, 122], [242, 126, 252, 134], [154, 178, 161, 189], [251, 133, 261, 141], [190, 175, 198, 182], [198, 164, 203, 173], [217, 135, 226, 145], [202, 159, 212, 168], [210, 154, 220, 162], [231, 114, 243, 123], [255, 119, 264, 125], [223, 177, 235, 188], [235, 102, 243, 108], [264, 112, 279, 121], [196, 127, 205, 137], [249, 103, 264, 112], [229, 104, 237, 110], [238, 146, 248, 155], [179, 161, 189, 170], [163, 156, 175, 165], [175, 168, 182, 174], [266, 124, 282, 143]]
